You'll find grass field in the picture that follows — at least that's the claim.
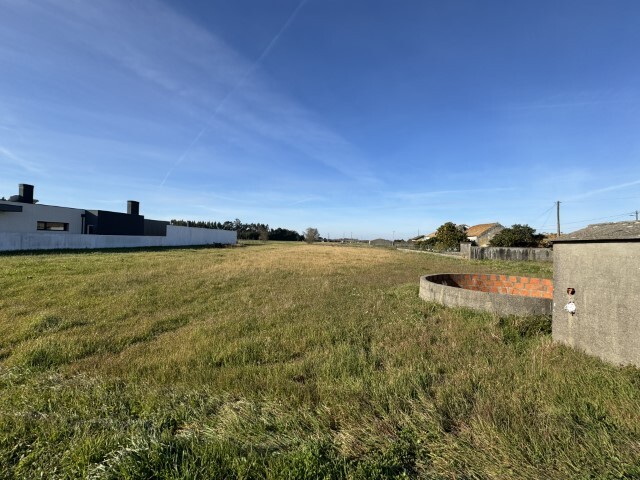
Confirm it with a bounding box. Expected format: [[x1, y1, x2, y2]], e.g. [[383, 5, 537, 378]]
[[1, 243, 639, 478]]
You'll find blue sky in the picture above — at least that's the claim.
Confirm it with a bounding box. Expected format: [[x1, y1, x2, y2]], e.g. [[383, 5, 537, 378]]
[[1, 0, 640, 239]]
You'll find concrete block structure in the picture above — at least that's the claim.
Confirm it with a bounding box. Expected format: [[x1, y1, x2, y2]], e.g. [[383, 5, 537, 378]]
[[552, 221, 640, 367], [0, 184, 237, 251]]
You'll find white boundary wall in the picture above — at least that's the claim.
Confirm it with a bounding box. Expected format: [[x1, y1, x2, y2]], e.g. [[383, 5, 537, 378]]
[[0, 225, 236, 252]]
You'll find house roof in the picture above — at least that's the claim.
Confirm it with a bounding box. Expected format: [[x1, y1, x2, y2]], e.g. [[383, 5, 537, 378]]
[[410, 234, 432, 242], [466, 223, 501, 238], [554, 221, 640, 243]]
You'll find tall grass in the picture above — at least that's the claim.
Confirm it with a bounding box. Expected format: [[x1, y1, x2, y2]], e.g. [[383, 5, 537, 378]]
[[1, 243, 637, 478]]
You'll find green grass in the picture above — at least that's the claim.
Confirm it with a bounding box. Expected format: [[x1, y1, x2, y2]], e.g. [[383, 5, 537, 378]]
[[0, 243, 638, 479]]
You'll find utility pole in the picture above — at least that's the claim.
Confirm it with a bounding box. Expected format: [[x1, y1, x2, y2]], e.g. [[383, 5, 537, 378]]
[[635, 210, 639, 221], [556, 201, 561, 236]]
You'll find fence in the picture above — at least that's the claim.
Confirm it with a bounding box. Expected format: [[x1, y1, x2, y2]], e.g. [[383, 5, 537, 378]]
[[460, 242, 552, 262]]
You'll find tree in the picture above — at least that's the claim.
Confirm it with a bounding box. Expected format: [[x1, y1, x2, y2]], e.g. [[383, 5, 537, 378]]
[[433, 222, 468, 251], [489, 224, 543, 247], [304, 227, 320, 244], [258, 227, 269, 242]]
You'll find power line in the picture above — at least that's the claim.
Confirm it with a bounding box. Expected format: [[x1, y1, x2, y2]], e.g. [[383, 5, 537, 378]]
[[561, 211, 635, 226], [538, 206, 555, 233], [534, 209, 637, 232], [529, 203, 556, 225]]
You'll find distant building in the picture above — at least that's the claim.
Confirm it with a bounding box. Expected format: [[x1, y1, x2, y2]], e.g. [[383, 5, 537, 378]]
[[413, 223, 503, 246], [465, 223, 503, 246], [411, 231, 437, 243], [369, 238, 393, 246], [0, 184, 236, 251]]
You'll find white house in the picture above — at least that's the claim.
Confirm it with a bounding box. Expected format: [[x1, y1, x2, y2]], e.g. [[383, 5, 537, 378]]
[[0, 184, 236, 251]]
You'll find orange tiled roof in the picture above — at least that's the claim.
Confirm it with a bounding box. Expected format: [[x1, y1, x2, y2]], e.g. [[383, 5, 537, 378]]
[[466, 223, 501, 237]]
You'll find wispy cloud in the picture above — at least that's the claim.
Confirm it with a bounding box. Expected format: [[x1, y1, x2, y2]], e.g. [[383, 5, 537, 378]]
[[0, 146, 44, 174], [392, 186, 516, 201], [160, 0, 310, 186], [565, 178, 640, 202], [0, 0, 376, 192], [45, 0, 372, 185]]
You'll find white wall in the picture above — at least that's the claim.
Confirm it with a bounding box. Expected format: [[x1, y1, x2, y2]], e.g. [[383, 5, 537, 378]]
[[0, 225, 236, 251], [164, 225, 236, 246], [0, 201, 84, 233]]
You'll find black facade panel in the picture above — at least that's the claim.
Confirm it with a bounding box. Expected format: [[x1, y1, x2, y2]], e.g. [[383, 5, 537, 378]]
[[84, 210, 99, 234], [144, 219, 169, 236], [0, 203, 23, 212], [84, 210, 144, 235]]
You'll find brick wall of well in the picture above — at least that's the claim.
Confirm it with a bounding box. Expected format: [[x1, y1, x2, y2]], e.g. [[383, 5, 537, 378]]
[[428, 273, 553, 299]]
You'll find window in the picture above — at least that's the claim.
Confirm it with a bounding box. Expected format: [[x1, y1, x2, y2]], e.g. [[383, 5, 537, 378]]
[[37, 221, 69, 231]]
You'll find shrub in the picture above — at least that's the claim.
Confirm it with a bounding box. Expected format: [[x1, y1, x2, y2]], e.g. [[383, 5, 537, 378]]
[[490, 224, 543, 248], [304, 228, 320, 244], [433, 222, 467, 251]]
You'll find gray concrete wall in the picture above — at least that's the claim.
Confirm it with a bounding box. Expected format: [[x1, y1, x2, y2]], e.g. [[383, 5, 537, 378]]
[[460, 242, 472, 258], [0, 225, 236, 251], [0, 201, 84, 233], [463, 245, 553, 262], [420, 274, 552, 316], [553, 242, 640, 367]]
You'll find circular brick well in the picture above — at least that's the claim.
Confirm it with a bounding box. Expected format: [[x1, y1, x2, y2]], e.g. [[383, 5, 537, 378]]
[[419, 273, 553, 316]]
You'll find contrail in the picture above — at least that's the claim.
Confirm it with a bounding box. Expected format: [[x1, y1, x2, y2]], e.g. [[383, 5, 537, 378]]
[[566, 178, 640, 201], [160, 0, 308, 187]]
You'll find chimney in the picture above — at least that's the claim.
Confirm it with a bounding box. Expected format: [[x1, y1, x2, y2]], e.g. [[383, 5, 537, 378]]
[[127, 200, 139, 215], [19, 184, 34, 204]]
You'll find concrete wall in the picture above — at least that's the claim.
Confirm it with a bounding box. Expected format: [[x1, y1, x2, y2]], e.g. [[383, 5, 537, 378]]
[[163, 225, 236, 246], [462, 244, 553, 262], [369, 239, 393, 246], [0, 225, 236, 251], [0, 201, 84, 233], [552, 242, 640, 367], [420, 273, 552, 316]]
